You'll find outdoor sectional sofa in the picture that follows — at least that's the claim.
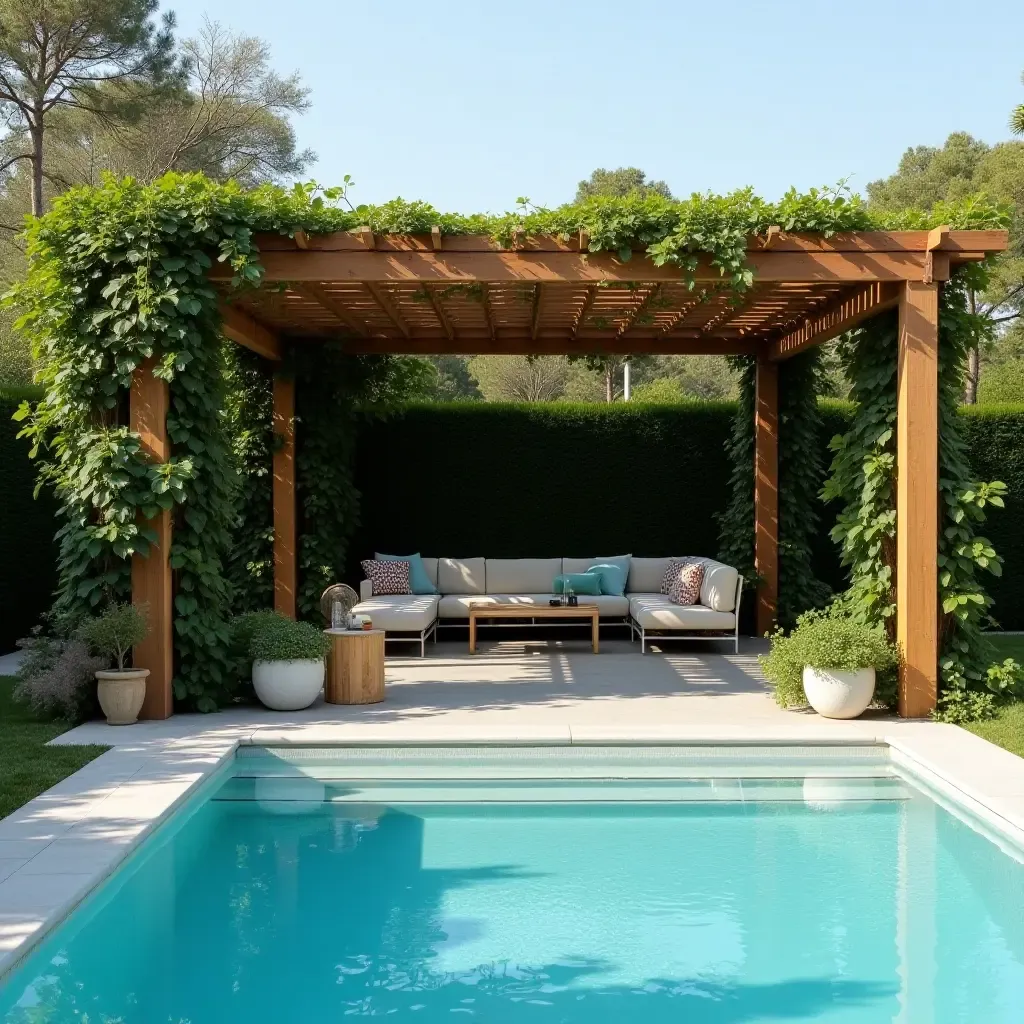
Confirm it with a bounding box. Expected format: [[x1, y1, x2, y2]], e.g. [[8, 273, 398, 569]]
[[354, 556, 744, 655]]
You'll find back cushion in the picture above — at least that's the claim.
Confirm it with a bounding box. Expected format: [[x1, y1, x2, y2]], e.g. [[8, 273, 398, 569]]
[[421, 557, 439, 588], [562, 555, 631, 577], [627, 557, 673, 593], [486, 557, 562, 594], [437, 557, 486, 595], [699, 559, 740, 612]]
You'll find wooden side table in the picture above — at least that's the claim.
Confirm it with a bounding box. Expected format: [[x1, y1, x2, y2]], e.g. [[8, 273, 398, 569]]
[[324, 628, 385, 704]]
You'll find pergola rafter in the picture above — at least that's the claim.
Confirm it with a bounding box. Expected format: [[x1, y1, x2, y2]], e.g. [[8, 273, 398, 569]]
[[132, 226, 1009, 722]]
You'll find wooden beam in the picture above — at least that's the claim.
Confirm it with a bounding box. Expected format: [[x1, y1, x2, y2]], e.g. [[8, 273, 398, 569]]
[[292, 283, 367, 335], [480, 282, 495, 340], [250, 229, 1007, 256], [212, 248, 957, 286], [336, 334, 760, 355], [220, 303, 283, 360], [767, 282, 901, 360], [273, 375, 297, 619], [421, 284, 454, 341], [896, 281, 939, 718], [924, 225, 950, 285], [530, 284, 542, 340], [574, 286, 598, 339], [618, 284, 661, 336], [364, 281, 411, 338], [357, 225, 375, 249], [754, 357, 779, 636], [130, 357, 173, 720]]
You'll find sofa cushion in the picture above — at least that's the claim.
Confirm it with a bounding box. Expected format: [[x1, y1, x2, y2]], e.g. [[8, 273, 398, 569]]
[[562, 555, 631, 577], [485, 557, 561, 594], [437, 557, 486, 594], [698, 559, 740, 612], [375, 552, 437, 595], [669, 562, 705, 605], [438, 593, 629, 618], [421, 557, 439, 588], [585, 563, 627, 596], [351, 594, 438, 632], [627, 557, 673, 593], [629, 594, 735, 631]]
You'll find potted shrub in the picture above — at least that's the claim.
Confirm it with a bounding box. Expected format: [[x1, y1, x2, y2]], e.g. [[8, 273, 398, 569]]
[[248, 613, 331, 711], [79, 603, 150, 725], [760, 616, 897, 719]]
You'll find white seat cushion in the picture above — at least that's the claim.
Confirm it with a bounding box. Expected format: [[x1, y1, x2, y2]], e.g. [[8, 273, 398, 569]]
[[438, 594, 628, 619], [629, 594, 735, 631], [485, 558, 562, 594], [351, 594, 438, 632], [437, 557, 486, 594]]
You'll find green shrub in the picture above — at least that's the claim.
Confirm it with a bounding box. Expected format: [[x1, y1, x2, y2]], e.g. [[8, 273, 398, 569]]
[[933, 690, 998, 724], [760, 615, 897, 709], [78, 604, 149, 671], [248, 614, 331, 662]]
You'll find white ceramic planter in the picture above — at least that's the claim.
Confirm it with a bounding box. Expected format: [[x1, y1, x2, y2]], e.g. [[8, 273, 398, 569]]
[[95, 668, 149, 725], [802, 665, 875, 720], [252, 658, 324, 711]]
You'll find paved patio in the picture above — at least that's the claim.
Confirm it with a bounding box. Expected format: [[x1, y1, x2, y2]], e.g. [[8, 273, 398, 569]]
[[52, 637, 888, 747]]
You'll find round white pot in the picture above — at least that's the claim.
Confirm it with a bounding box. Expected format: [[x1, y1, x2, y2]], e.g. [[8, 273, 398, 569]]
[[802, 665, 875, 720], [95, 668, 149, 725], [252, 658, 324, 711]]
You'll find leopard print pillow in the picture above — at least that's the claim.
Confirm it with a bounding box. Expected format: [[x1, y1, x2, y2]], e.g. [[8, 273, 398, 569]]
[[669, 561, 705, 606], [660, 556, 699, 595], [361, 558, 412, 596]]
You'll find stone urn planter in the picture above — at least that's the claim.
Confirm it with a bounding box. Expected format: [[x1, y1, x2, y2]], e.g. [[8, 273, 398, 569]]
[[252, 659, 325, 711], [802, 665, 876, 720], [95, 668, 150, 725]]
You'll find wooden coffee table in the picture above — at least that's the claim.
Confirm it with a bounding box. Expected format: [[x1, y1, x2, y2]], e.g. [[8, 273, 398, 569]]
[[324, 628, 385, 704], [468, 602, 600, 653]]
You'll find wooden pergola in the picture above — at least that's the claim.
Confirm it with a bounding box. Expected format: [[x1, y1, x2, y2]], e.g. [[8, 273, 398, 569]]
[[128, 226, 1008, 720]]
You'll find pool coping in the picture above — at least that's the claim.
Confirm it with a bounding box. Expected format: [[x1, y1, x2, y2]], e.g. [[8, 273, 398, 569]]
[[2, 723, 1024, 981]]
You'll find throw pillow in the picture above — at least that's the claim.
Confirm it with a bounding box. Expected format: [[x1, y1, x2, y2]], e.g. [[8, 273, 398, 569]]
[[553, 573, 603, 596], [669, 561, 705, 605], [375, 552, 437, 595], [585, 563, 627, 596], [361, 559, 412, 596], [660, 556, 699, 595]]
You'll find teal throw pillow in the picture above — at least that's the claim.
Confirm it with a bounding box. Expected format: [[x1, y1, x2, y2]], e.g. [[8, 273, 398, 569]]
[[553, 572, 603, 596], [585, 563, 627, 596], [375, 552, 437, 595]]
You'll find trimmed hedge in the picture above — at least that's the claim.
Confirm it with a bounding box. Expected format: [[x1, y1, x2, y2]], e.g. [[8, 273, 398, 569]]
[[0, 387, 58, 654], [352, 401, 737, 567]]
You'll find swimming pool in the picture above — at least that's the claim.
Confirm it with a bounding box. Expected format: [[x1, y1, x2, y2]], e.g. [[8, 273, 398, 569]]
[[1, 745, 1023, 1022]]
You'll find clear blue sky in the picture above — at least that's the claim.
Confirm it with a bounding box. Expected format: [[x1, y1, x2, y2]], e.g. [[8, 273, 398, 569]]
[[167, 0, 1024, 212]]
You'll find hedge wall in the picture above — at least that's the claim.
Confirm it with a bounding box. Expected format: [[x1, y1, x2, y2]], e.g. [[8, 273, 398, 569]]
[[0, 387, 58, 654], [352, 400, 1024, 631]]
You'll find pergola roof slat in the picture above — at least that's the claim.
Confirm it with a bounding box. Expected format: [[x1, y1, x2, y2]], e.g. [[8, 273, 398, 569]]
[[216, 229, 1007, 360]]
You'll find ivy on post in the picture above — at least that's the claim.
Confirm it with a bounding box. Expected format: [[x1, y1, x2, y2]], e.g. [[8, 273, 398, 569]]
[[754, 357, 779, 636]]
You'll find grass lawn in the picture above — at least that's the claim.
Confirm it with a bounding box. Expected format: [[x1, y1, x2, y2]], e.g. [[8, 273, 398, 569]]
[[0, 676, 109, 821], [962, 635, 1024, 758]]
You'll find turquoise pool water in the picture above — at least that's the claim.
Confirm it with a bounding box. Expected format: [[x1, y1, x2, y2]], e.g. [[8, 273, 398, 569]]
[[1, 749, 1024, 1022]]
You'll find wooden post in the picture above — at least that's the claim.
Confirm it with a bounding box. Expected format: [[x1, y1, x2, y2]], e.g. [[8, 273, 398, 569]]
[[273, 374, 297, 618], [130, 357, 173, 720], [754, 357, 779, 636], [896, 281, 939, 717]]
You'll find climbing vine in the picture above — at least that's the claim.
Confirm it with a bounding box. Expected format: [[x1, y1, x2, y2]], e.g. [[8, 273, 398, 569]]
[[9, 172, 1010, 711]]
